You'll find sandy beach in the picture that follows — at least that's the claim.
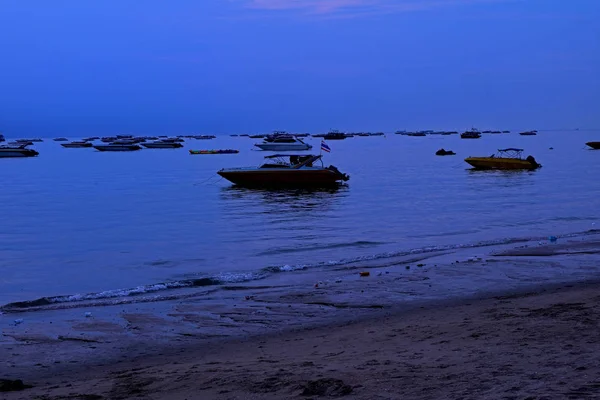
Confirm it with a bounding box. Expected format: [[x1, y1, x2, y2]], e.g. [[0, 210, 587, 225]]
[[3, 237, 600, 399]]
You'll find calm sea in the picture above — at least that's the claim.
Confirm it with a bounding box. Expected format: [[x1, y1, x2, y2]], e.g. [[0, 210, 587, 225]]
[[1, 131, 599, 306]]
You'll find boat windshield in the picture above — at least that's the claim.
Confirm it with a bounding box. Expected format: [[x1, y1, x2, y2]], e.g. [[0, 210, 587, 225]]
[[261, 154, 322, 168]]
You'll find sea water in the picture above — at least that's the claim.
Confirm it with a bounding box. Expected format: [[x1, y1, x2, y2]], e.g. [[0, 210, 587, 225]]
[[1, 131, 599, 307]]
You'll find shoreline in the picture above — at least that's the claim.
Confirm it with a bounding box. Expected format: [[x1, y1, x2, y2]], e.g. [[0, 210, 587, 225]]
[[2, 236, 600, 398], [4, 280, 600, 399]]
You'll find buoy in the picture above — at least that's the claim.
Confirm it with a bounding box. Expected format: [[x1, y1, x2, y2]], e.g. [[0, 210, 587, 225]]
[[359, 271, 370, 277]]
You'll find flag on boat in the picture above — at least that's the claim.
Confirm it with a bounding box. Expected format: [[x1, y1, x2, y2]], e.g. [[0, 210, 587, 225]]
[[321, 140, 331, 153]]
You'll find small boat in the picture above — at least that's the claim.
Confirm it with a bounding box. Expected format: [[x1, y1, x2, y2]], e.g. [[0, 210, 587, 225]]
[[586, 142, 600, 149], [254, 136, 312, 151], [461, 128, 481, 139], [53, 137, 69, 142], [189, 149, 239, 155], [61, 141, 93, 148], [519, 130, 538, 136], [101, 136, 117, 143], [82, 136, 100, 141], [323, 130, 348, 140], [465, 148, 541, 170], [93, 144, 142, 151], [502, 130, 510, 133], [0, 145, 39, 158], [142, 141, 183, 149], [407, 132, 427, 137], [436, 148, 456, 156], [13, 139, 34, 146], [217, 154, 349, 188], [198, 135, 217, 140], [249, 134, 266, 139]]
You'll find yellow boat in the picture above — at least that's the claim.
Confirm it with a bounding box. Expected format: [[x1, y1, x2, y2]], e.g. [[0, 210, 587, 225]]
[[465, 148, 541, 170]]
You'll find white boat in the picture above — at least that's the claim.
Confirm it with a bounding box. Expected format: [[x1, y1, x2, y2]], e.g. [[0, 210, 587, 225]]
[[254, 136, 312, 151]]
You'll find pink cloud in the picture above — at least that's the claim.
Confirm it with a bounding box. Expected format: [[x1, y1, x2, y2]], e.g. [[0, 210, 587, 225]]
[[239, 0, 517, 16]]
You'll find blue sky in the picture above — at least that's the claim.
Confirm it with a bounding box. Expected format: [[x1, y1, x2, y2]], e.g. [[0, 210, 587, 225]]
[[0, 0, 598, 135]]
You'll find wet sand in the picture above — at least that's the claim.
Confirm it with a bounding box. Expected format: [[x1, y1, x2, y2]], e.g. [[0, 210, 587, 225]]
[[2, 237, 600, 399]]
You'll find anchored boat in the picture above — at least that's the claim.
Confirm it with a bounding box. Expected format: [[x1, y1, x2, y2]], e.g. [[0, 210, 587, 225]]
[[93, 144, 142, 152], [218, 154, 349, 188], [0, 145, 39, 158], [586, 142, 600, 149], [142, 140, 183, 149], [254, 136, 312, 151], [465, 148, 541, 170], [461, 128, 482, 139], [61, 141, 93, 148]]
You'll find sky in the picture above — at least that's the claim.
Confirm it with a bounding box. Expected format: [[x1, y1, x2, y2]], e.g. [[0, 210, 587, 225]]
[[0, 0, 599, 136]]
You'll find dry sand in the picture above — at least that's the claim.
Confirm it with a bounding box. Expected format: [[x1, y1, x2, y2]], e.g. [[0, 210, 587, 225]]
[[2, 237, 600, 399]]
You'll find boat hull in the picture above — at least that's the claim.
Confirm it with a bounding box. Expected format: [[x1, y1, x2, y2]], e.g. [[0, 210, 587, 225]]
[[0, 149, 39, 157], [254, 143, 312, 151], [61, 142, 93, 148], [586, 142, 600, 149], [464, 157, 539, 170], [190, 150, 239, 154], [142, 143, 183, 149], [218, 168, 345, 187], [93, 145, 142, 152]]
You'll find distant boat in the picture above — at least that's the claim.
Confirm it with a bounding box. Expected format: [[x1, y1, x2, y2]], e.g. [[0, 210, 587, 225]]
[[586, 142, 600, 150], [502, 130, 510, 133], [189, 149, 239, 155], [93, 144, 142, 152], [54, 137, 68, 142], [193, 135, 216, 140], [82, 137, 100, 141], [218, 154, 349, 188], [519, 130, 538, 136], [61, 141, 93, 148], [461, 128, 482, 139], [465, 148, 541, 170], [436, 148, 456, 156], [0, 145, 39, 158], [0, 133, 5, 142], [254, 136, 312, 151], [142, 141, 184, 149], [323, 130, 348, 140]]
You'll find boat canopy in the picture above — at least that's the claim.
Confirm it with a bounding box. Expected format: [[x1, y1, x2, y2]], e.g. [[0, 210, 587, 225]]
[[498, 148, 524, 152]]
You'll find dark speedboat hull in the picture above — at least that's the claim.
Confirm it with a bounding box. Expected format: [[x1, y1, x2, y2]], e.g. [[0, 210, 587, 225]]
[[464, 157, 540, 170], [218, 169, 347, 188], [0, 148, 39, 157], [142, 142, 183, 149], [586, 142, 600, 149], [93, 145, 142, 151]]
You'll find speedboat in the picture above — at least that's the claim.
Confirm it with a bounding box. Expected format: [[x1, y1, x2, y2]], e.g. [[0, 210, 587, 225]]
[[142, 140, 183, 149], [190, 149, 239, 154], [217, 154, 349, 187], [465, 148, 541, 170], [61, 141, 93, 148], [586, 142, 600, 149], [0, 145, 39, 158], [93, 144, 142, 151], [254, 136, 312, 151], [461, 128, 481, 139], [519, 130, 537, 136]]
